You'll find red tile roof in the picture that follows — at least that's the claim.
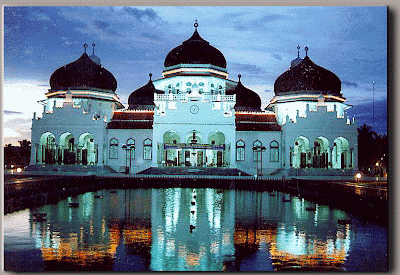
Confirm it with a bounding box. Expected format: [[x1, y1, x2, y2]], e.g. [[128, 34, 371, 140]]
[[107, 111, 154, 129], [235, 112, 281, 131]]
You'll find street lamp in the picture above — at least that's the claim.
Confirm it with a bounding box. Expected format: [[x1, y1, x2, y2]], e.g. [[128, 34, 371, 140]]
[[122, 144, 135, 174], [253, 145, 266, 176], [355, 172, 362, 183]]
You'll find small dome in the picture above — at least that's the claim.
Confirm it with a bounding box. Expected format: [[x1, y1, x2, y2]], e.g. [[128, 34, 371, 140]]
[[128, 74, 164, 110], [227, 75, 261, 111], [89, 54, 101, 65], [274, 54, 342, 97], [164, 24, 226, 69], [290, 56, 303, 68], [50, 51, 117, 92]]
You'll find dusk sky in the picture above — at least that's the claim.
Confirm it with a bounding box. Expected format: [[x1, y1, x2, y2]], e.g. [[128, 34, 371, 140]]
[[3, 6, 387, 146]]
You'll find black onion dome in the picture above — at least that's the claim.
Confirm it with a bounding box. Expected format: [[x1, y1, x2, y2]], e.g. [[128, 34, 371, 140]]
[[128, 74, 164, 109], [50, 52, 117, 92], [227, 75, 261, 111], [164, 28, 226, 68], [274, 55, 342, 96]]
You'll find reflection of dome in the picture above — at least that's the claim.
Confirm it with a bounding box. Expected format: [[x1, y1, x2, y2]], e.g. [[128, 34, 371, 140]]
[[128, 73, 164, 109], [227, 75, 261, 111], [164, 23, 226, 69], [274, 48, 341, 97], [50, 47, 117, 92]]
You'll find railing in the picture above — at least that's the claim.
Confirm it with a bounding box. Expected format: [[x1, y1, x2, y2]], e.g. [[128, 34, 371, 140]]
[[155, 93, 236, 102]]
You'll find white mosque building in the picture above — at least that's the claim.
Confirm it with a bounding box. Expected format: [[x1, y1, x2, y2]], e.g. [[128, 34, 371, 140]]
[[29, 22, 358, 176]]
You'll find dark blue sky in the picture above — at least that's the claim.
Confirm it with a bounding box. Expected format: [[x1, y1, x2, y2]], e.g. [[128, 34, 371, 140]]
[[3, 6, 387, 145]]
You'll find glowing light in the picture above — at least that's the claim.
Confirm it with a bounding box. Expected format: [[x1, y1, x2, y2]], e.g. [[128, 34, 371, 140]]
[[355, 172, 362, 182], [16, 167, 22, 173]]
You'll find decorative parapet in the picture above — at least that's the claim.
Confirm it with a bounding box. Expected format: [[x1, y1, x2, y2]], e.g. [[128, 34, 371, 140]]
[[154, 93, 236, 103]]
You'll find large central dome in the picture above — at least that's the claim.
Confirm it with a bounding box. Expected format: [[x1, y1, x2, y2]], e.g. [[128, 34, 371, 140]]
[[164, 23, 226, 69]]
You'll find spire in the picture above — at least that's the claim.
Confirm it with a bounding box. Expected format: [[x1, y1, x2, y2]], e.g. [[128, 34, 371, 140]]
[[149, 73, 152, 81], [92, 42, 96, 54], [305, 46, 309, 57], [83, 42, 88, 53], [297, 45, 300, 57], [194, 19, 198, 30], [238, 74, 242, 83]]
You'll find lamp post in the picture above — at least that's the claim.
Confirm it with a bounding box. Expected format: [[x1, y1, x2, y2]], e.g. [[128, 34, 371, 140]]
[[253, 145, 266, 176], [122, 144, 135, 174]]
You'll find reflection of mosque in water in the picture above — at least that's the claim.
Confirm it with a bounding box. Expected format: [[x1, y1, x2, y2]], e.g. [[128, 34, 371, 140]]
[[31, 189, 351, 271]]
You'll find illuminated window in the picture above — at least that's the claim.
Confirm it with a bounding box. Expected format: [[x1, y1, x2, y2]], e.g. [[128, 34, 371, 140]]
[[199, 82, 204, 86], [143, 139, 152, 160], [186, 82, 191, 86], [109, 138, 118, 159], [270, 141, 279, 162], [236, 140, 245, 161], [253, 140, 262, 162], [127, 138, 135, 160]]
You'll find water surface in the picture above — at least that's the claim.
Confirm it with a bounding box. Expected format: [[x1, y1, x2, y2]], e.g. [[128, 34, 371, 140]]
[[4, 188, 388, 272]]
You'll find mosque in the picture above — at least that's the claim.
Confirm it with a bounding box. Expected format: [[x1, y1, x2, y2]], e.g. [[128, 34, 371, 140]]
[[29, 22, 358, 176]]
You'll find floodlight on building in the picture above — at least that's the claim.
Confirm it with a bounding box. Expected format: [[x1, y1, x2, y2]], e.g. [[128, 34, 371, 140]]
[[16, 167, 22, 173]]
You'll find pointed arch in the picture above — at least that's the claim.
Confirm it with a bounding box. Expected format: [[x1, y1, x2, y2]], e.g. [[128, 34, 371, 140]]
[[270, 140, 279, 162], [109, 137, 119, 159], [78, 133, 97, 165], [236, 140, 245, 161], [291, 136, 310, 168], [59, 132, 75, 164], [39, 132, 56, 164], [332, 137, 350, 169]]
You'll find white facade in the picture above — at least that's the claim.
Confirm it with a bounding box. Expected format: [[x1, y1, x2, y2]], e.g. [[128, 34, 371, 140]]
[[29, 26, 358, 176]]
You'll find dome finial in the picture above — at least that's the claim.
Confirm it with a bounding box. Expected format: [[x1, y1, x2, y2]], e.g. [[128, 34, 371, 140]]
[[305, 46, 309, 57], [83, 42, 88, 53], [92, 42, 96, 54], [149, 73, 152, 81], [194, 19, 198, 29], [238, 74, 242, 82], [297, 45, 300, 57]]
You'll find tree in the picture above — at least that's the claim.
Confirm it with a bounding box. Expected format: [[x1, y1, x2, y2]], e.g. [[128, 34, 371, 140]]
[[357, 124, 387, 175]]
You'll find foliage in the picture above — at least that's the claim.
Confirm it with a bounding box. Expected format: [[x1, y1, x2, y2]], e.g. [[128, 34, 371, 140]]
[[357, 124, 387, 174], [4, 139, 31, 167]]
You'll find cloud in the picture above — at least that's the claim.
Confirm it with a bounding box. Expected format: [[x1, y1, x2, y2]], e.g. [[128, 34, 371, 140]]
[[141, 32, 162, 42], [262, 14, 288, 22], [4, 110, 23, 115], [342, 81, 358, 88], [123, 7, 158, 21], [27, 10, 51, 21], [272, 54, 283, 60], [93, 20, 110, 30], [347, 98, 387, 134], [229, 62, 267, 76], [4, 117, 32, 127]]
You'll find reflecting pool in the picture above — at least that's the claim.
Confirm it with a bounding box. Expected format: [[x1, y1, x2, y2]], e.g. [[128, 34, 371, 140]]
[[4, 188, 388, 272]]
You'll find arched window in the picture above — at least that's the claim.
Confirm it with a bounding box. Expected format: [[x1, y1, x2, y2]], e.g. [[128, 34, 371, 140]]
[[109, 138, 118, 159], [253, 140, 262, 162], [127, 138, 135, 160], [236, 140, 245, 161], [143, 139, 152, 160], [270, 141, 279, 162]]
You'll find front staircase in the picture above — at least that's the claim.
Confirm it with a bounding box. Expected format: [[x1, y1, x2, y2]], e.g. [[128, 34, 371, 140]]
[[138, 167, 250, 176]]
